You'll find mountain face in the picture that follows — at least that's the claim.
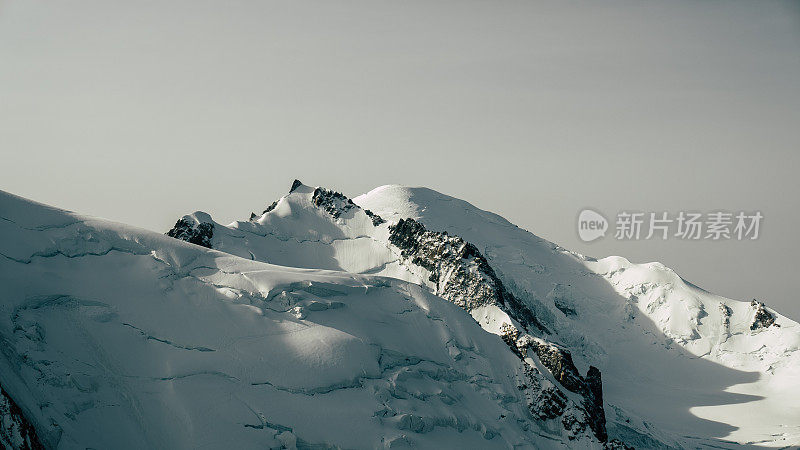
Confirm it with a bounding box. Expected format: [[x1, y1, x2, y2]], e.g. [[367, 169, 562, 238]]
[[1, 188, 613, 450], [164, 181, 800, 449], [1, 182, 797, 449]]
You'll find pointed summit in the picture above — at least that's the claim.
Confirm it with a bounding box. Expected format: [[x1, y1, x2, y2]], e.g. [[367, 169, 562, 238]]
[[289, 179, 303, 193]]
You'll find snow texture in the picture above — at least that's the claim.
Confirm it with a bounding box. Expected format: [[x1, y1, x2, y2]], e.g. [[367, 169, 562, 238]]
[[2, 180, 798, 449]]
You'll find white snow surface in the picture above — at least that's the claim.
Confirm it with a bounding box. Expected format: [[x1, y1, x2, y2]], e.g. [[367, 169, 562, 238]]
[[164, 182, 800, 448], [355, 185, 800, 448], [3, 182, 799, 449], [0, 190, 602, 449]]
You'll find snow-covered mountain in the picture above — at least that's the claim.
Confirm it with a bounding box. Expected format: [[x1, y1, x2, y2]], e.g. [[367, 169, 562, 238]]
[[1, 181, 798, 449], [165, 181, 800, 448]]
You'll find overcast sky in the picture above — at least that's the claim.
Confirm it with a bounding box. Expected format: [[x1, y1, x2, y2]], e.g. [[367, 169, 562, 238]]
[[2, 1, 799, 320]]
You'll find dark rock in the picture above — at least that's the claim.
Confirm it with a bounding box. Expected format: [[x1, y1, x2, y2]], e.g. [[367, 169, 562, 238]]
[[530, 341, 586, 394], [517, 364, 568, 420], [387, 218, 608, 441], [529, 341, 607, 442], [0, 385, 45, 450], [166, 218, 214, 249], [307, 187, 385, 226], [364, 209, 386, 226], [561, 413, 588, 440], [719, 303, 732, 329], [311, 188, 357, 219], [586, 366, 604, 407], [263, 200, 279, 214], [503, 328, 608, 442], [388, 218, 548, 334], [750, 299, 777, 330], [289, 179, 303, 193]]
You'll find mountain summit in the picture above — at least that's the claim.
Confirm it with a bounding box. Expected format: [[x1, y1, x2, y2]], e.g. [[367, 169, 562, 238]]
[[1, 181, 797, 449]]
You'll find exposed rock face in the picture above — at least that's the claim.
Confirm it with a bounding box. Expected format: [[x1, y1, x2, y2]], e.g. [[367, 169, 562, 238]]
[[166, 218, 214, 248], [502, 324, 608, 442], [719, 303, 732, 335], [282, 182, 385, 224], [363, 209, 385, 226], [517, 364, 568, 420], [262, 200, 279, 214], [388, 218, 547, 334], [389, 219, 609, 442], [750, 300, 778, 330], [532, 341, 606, 441], [309, 186, 385, 225], [0, 386, 44, 450], [289, 179, 303, 193], [163, 184, 613, 445], [311, 187, 358, 219]]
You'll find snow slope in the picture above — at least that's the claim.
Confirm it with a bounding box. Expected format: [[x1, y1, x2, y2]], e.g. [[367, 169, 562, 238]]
[[4, 181, 798, 449], [0, 190, 608, 449], [355, 185, 800, 448], [167, 181, 799, 448]]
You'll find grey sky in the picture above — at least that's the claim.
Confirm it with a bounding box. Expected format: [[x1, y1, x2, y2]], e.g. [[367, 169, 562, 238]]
[[2, 1, 799, 319]]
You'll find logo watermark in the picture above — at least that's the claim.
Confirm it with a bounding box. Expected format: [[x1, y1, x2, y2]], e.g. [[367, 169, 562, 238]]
[[577, 209, 762, 242], [577, 209, 609, 242]]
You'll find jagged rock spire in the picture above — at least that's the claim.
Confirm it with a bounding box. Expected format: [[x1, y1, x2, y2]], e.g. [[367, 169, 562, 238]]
[[289, 179, 303, 193]]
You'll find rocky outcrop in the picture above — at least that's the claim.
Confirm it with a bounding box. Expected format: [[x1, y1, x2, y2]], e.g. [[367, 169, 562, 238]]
[[363, 209, 385, 226], [532, 341, 605, 441], [262, 200, 279, 215], [309, 187, 385, 225], [517, 363, 568, 420], [502, 324, 608, 442], [0, 386, 44, 450], [311, 187, 358, 219], [719, 303, 732, 335], [289, 179, 303, 193], [750, 300, 778, 330], [388, 218, 609, 442], [388, 218, 547, 333], [166, 218, 214, 248]]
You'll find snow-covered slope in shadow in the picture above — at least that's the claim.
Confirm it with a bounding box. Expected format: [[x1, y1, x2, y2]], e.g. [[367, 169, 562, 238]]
[[0, 190, 612, 449]]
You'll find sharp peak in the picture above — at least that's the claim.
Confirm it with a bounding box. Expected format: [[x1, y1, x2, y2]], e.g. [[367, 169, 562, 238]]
[[286, 179, 323, 196], [286, 179, 353, 198], [289, 181, 449, 201], [289, 179, 304, 193]]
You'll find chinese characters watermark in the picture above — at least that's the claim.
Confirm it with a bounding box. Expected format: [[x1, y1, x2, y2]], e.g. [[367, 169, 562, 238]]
[[577, 209, 762, 242]]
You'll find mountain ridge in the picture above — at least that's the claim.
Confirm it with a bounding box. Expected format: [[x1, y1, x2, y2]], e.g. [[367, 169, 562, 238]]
[[0, 181, 797, 449], [166, 180, 799, 448], [1, 187, 612, 449]]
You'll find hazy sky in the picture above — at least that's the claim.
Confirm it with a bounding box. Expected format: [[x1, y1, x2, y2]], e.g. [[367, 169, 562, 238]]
[[2, 1, 799, 320]]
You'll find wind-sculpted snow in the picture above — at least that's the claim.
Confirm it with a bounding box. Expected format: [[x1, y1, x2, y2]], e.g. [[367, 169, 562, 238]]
[[0, 190, 613, 449]]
